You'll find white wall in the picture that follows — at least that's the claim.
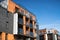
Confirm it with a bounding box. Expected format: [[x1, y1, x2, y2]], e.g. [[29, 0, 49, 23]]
[[13, 13, 18, 34]]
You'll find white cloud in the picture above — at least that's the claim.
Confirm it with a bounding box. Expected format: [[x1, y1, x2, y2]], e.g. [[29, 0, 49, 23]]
[[39, 23, 60, 32]]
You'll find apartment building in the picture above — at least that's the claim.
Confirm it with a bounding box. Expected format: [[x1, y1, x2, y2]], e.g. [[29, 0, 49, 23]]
[[57, 32, 60, 40], [0, 0, 38, 40], [57, 35, 60, 40], [39, 29, 58, 40]]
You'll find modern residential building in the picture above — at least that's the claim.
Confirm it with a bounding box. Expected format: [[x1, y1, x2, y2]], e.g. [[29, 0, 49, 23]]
[[57, 32, 60, 40], [57, 35, 60, 40], [39, 28, 58, 40], [0, 0, 38, 40]]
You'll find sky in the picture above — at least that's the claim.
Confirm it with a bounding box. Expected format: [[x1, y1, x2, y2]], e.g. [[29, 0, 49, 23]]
[[13, 0, 60, 31]]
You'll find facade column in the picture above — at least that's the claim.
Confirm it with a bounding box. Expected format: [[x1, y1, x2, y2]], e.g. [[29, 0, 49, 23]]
[[13, 13, 18, 34], [55, 34, 57, 40], [45, 34, 48, 40], [7, 34, 14, 40], [33, 21, 36, 40], [23, 16, 26, 35], [1, 32, 5, 40], [28, 19, 30, 36], [33, 21, 35, 37], [53, 34, 57, 40]]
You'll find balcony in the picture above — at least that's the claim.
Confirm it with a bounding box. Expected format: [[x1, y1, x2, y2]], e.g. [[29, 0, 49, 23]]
[[30, 32, 33, 37], [34, 33, 37, 37], [26, 22, 29, 27], [30, 23, 33, 28], [30, 16, 32, 20], [18, 12, 24, 16], [34, 25, 37, 29], [15, 9, 24, 15], [26, 31, 30, 36], [32, 18, 36, 21], [18, 28, 23, 35], [26, 13, 30, 18], [18, 18, 23, 25]]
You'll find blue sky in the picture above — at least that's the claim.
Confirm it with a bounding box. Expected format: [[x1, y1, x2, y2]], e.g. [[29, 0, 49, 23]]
[[13, 0, 60, 31]]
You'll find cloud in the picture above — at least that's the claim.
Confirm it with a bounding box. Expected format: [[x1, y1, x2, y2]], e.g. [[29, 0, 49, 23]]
[[39, 23, 60, 32]]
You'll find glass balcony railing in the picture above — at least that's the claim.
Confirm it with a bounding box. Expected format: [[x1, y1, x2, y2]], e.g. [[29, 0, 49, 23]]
[[26, 31, 30, 36], [30, 32, 33, 37], [26, 22, 29, 27], [18, 10, 24, 15], [18, 18, 23, 25], [26, 13, 30, 18], [18, 28, 23, 35], [30, 16, 32, 20], [32, 18, 36, 21], [34, 33, 37, 37], [16, 10, 24, 15], [34, 25, 37, 29], [19, 12, 24, 15], [30, 23, 33, 28]]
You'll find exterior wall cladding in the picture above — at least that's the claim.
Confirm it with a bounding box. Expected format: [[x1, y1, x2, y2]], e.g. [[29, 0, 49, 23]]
[[0, 6, 13, 34], [0, 0, 39, 40]]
